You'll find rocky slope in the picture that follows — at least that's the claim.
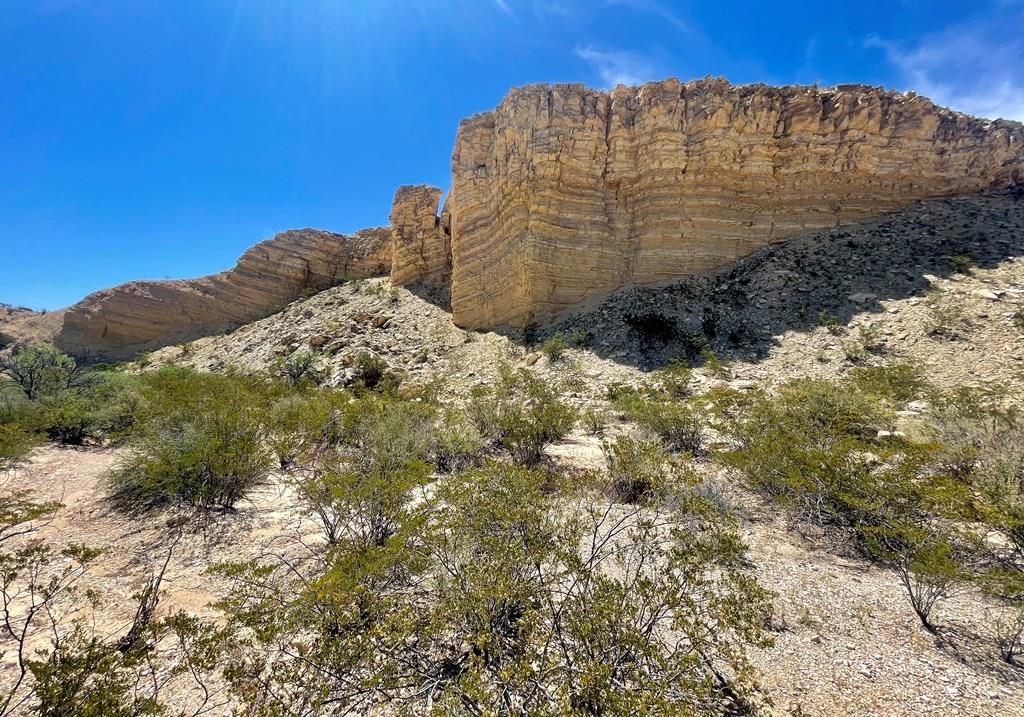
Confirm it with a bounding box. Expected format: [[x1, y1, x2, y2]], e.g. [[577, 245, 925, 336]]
[[0, 304, 65, 349], [56, 227, 391, 360], [151, 190, 1024, 404]]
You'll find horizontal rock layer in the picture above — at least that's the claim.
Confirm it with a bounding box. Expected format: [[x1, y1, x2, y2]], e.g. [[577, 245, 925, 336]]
[[445, 78, 1024, 328], [51, 78, 1024, 357], [58, 228, 391, 359], [389, 185, 452, 292]]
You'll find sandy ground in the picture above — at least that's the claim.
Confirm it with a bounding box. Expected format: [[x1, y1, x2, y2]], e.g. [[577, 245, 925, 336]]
[[3, 442, 1021, 716]]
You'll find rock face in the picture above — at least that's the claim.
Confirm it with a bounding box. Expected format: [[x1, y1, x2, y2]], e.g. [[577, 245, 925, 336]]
[[388, 185, 452, 295], [52, 78, 1024, 357], [58, 228, 391, 359], [444, 78, 1024, 328]]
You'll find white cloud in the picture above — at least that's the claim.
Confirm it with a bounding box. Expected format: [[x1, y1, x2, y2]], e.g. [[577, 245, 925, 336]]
[[866, 19, 1024, 121], [575, 45, 656, 88]]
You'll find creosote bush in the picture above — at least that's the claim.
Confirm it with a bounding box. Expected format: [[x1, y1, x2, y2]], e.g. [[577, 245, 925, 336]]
[[352, 351, 401, 393], [537, 331, 569, 361], [848, 362, 927, 404], [214, 460, 772, 717], [105, 368, 273, 510], [603, 434, 690, 504], [613, 388, 706, 455], [715, 373, 1024, 636], [263, 388, 345, 469], [468, 366, 577, 466], [277, 349, 322, 386], [428, 408, 485, 473]]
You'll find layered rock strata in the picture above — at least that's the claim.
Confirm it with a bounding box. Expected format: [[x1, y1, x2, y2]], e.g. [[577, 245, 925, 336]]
[[58, 228, 391, 359], [446, 78, 1024, 328], [388, 185, 452, 293], [52, 78, 1024, 357]]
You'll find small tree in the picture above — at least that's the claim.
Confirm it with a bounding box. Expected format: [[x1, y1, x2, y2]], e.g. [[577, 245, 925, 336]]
[[0, 344, 89, 401], [865, 523, 966, 633]]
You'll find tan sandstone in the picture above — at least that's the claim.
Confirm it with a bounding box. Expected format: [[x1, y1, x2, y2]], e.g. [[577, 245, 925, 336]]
[[49, 79, 1024, 357], [445, 78, 1024, 328], [388, 185, 452, 294], [57, 228, 391, 359]]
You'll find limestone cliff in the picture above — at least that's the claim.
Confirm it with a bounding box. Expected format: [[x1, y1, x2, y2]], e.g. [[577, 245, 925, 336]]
[[51, 78, 1024, 357], [445, 78, 1024, 328], [58, 228, 391, 359], [388, 185, 452, 294]]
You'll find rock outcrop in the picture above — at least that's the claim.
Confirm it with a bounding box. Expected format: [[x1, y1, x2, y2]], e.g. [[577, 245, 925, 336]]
[[58, 228, 391, 359], [51, 78, 1024, 358], [444, 78, 1024, 328], [388, 185, 452, 295]]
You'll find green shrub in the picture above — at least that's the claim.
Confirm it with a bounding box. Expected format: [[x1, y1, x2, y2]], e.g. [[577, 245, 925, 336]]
[[818, 311, 845, 336], [429, 409, 485, 473], [106, 369, 273, 510], [298, 397, 433, 545], [278, 350, 322, 386], [969, 415, 1024, 557], [263, 390, 343, 468], [863, 522, 968, 632], [925, 386, 1005, 480], [568, 328, 593, 347], [926, 294, 965, 338], [28, 630, 164, 717], [468, 367, 577, 466], [721, 379, 907, 530], [581, 405, 610, 436], [847, 362, 927, 404], [700, 347, 730, 378], [948, 254, 975, 274], [603, 434, 685, 503], [34, 372, 140, 445], [353, 352, 400, 393], [214, 460, 772, 717], [537, 332, 569, 362], [0, 422, 39, 472], [614, 389, 706, 455], [654, 358, 693, 399]]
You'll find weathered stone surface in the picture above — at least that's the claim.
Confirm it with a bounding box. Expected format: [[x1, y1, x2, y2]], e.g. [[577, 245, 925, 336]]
[[445, 78, 1024, 328], [58, 228, 391, 359], [49, 78, 1024, 356], [389, 185, 452, 293]]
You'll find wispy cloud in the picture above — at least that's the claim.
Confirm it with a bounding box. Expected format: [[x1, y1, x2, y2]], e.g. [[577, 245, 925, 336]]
[[866, 17, 1024, 121], [575, 45, 656, 88], [494, 0, 520, 22], [605, 0, 690, 34]]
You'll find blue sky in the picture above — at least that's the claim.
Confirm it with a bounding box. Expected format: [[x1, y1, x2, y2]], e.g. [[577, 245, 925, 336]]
[[2, 0, 1022, 310]]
